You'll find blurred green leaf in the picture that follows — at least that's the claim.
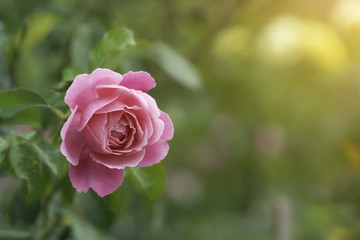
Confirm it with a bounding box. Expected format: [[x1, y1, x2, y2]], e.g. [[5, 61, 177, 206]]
[[62, 66, 83, 81], [53, 93, 66, 108], [80, 192, 114, 229], [0, 137, 8, 163], [44, 90, 61, 105], [9, 140, 42, 193], [0, 89, 47, 118], [0, 108, 41, 127], [53, 66, 84, 91], [32, 140, 59, 175], [0, 21, 10, 90], [46, 107, 65, 119], [0, 229, 32, 239], [59, 175, 74, 205], [102, 39, 152, 71], [100, 187, 122, 213], [22, 12, 58, 51], [52, 80, 69, 90], [72, 217, 113, 240], [71, 25, 93, 71], [22, 130, 37, 140], [127, 163, 166, 200], [151, 42, 202, 90], [0, 137, 8, 152], [44, 90, 66, 109], [57, 154, 69, 178], [0, 90, 66, 121], [89, 29, 136, 71], [14, 53, 44, 91]]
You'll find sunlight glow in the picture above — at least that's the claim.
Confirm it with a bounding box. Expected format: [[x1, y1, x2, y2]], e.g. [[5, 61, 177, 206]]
[[256, 14, 348, 74]]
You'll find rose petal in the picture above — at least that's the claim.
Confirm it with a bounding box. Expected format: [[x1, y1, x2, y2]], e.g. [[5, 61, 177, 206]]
[[95, 101, 127, 114], [90, 68, 123, 86], [137, 141, 169, 167], [65, 74, 94, 110], [82, 114, 111, 154], [78, 94, 118, 131], [107, 114, 135, 150], [159, 111, 174, 141], [139, 92, 161, 117], [64, 68, 123, 110], [122, 112, 140, 149], [82, 126, 109, 154], [137, 92, 164, 145], [69, 148, 125, 197], [90, 150, 145, 169], [137, 111, 173, 167], [96, 85, 148, 109], [122, 110, 147, 150], [104, 112, 140, 152], [60, 106, 84, 166], [107, 111, 123, 124], [147, 113, 164, 145], [121, 71, 156, 92]]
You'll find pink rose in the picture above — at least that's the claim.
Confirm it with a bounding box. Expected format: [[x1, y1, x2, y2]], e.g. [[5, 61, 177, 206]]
[[60, 68, 174, 197]]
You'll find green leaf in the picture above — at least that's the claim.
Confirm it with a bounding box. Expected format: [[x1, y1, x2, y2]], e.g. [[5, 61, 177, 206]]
[[22, 12, 58, 51], [0, 89, 66, 119], [62, 66, 84, 81], [47, 106, 67, 119], [89, 29, 136, 71], [9, 140, 42, 193], [52, 80, 69, 90], [44, 90, 66, 108], [127, 163, 166, 200], [101, 39, 151, 71], [72, 217, 113, 240], [151, 42, 202, 90], [0, 22, 10, 90], [22, 130, 37, 140], [71, 24, 93, 71], [0, 137, 8, 163], [100, 187, 122, 213], [0, 137, 8, 152], [0, 89, 47, 118], [52, 66, 84, 90], [0, 229, 32, 239], [57, 154, 69, 178], [0, 108, 42, 127], [32, 140, 59, 175]]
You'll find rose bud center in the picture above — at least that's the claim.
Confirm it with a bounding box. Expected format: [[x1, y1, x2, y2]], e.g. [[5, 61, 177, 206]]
[[107, 113, 136, 151]]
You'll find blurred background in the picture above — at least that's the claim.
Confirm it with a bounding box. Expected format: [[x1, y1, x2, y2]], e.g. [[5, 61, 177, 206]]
[[2, 0, 360, 239]]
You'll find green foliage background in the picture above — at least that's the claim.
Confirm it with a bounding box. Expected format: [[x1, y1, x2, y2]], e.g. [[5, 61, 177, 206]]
[[1, 0, 360, 239]]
